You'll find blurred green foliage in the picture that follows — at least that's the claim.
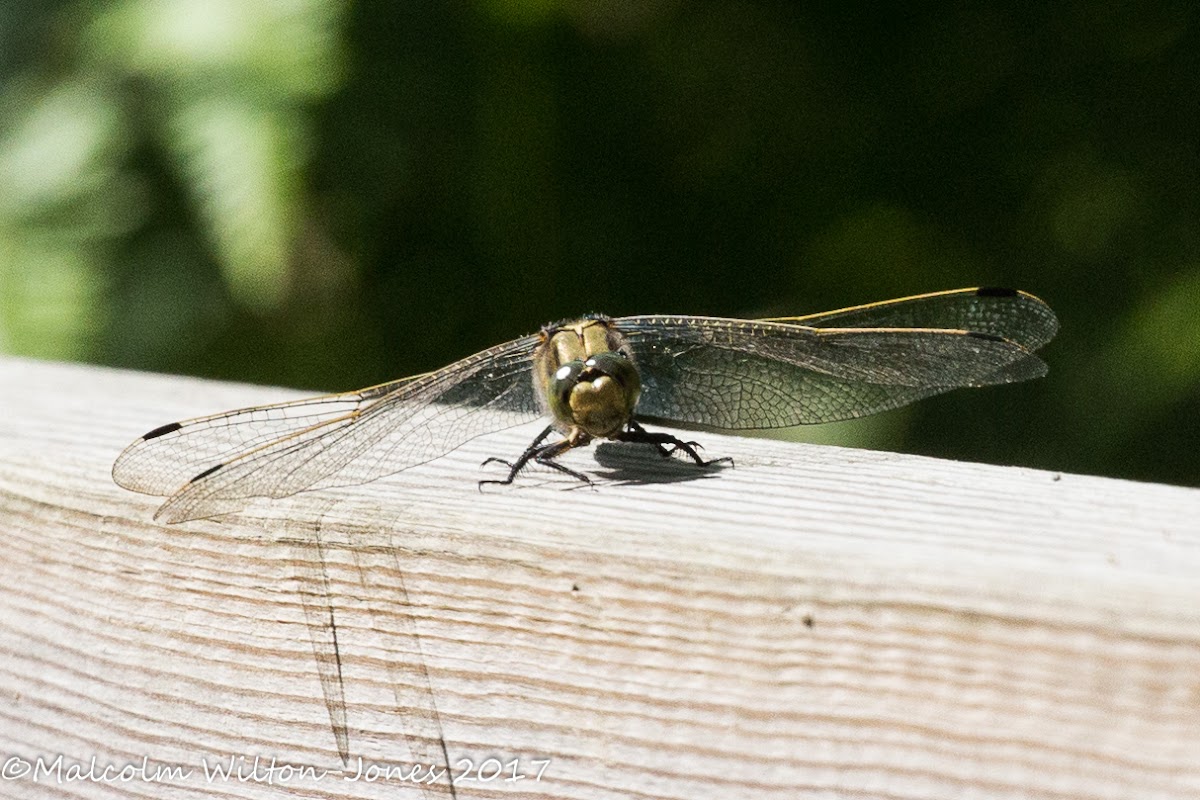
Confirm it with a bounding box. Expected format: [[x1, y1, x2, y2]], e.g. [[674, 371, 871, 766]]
[[1, 0, 1197, 486]]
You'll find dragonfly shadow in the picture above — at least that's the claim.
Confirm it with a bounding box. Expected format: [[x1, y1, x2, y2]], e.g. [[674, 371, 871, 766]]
[[280, 504, 459, 799], [591, 441, 733, 486]]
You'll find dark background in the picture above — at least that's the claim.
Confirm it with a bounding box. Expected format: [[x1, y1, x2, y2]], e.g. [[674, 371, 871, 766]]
[[2, 1, 1197, 486]]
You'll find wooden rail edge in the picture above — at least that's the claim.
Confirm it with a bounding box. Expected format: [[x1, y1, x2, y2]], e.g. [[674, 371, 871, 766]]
[[1, 355, 1198, 800]]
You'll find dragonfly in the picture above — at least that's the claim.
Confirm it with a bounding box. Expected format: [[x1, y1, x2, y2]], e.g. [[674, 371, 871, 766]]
[[113, 287, 1058, 523]]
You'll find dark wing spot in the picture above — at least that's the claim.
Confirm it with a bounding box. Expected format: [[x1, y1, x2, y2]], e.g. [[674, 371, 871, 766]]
[[975, 287, 1018, 298], [190, 463, 224, 483], [143, 421, 183, 440]]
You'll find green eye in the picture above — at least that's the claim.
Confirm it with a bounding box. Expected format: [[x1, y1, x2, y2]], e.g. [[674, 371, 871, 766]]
[[551, 361, 584, 408], [583, 352, 636, 388]]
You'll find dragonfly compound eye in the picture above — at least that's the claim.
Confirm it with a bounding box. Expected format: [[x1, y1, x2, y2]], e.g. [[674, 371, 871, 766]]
[[567, 352, 642, 438], [545, 361, 586, 423]]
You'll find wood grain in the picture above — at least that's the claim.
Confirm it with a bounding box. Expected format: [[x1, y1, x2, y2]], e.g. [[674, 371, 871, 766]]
[[0, 355, 1197, 799]]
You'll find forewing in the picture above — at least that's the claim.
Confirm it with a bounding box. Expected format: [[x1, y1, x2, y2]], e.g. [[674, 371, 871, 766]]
[[114, 335, 542, 522], [113, 379, 422, 497], [618, 316, 1047, 430], [767, 287, 1059, 352]]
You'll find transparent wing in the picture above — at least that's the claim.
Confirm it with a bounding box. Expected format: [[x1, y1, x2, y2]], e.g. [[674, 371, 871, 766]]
[[113, 335, 542, 522], [767, 287, 1059, 351], [617, 315, 1051, 430]]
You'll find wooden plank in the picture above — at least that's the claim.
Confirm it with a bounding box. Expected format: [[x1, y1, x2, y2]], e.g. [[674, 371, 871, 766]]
[[0, 354, 1197, 799]]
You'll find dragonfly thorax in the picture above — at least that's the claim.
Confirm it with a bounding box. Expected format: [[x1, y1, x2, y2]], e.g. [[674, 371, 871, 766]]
[[536, 317, 642, 438]]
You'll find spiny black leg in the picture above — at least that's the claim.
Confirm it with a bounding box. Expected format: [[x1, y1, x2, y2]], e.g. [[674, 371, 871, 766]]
[[479, 425, 553, 488], [479, 426, 592, 488], [533, 439, 593, 485], [477, 422, 552, 472], [619, 420, 733, 468]]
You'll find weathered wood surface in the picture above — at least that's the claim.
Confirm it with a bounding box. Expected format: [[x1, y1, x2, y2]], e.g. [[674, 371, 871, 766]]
[[0, 354, 1198, 800]]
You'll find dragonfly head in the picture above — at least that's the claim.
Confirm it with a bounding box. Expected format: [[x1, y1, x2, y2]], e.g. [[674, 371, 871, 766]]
[[538, 318, 642, 438], [554, 351, 641, 438]]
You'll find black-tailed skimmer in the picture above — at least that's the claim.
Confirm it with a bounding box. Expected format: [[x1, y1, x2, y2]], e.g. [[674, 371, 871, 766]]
[[113, 288, 1058, 522]]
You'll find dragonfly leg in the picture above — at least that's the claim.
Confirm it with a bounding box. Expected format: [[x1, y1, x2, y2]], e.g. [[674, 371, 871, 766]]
[[531, 439, 594, 484], [479, 426, 592, 488], [619, 420, 734, 468], [481, 424, 554, 473]]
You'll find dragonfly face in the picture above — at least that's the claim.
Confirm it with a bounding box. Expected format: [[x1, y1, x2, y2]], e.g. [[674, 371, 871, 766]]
[[536, 317, 642, 441], [113, 287, 1059, 523]]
